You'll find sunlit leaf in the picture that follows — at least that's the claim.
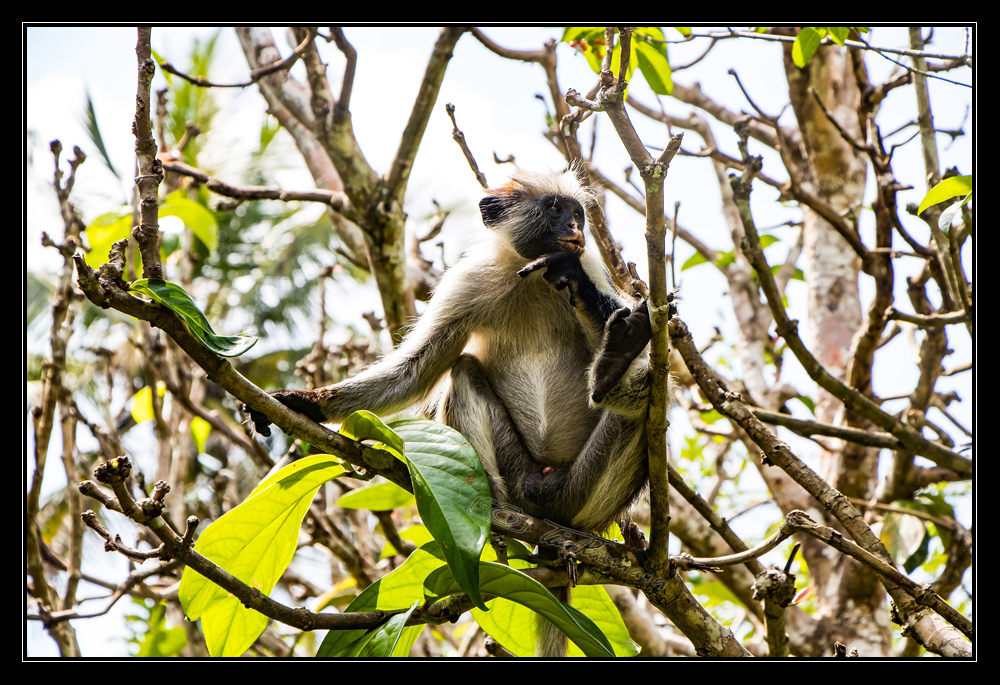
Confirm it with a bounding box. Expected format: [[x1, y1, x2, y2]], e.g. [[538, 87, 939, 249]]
[[792, 27, 824, 67], [426, 562, 616, 657], [178, 456, 345, 656], [917, 176, 972, 215], [190, 415, 211, 453], [341, 410, 406, 462], [337, 481, 415, 510], [131, 382, 165, 423], [161, 190, 219, 252], [633, 28, 672, 95], [84, 211, 132, 268], [827, 27, 851, 45], [317, 542, 447, 656]]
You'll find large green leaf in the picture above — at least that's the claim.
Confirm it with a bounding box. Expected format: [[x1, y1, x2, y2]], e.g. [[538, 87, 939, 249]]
[[390, 419, 492, 611], [317, 542, 448, 656], [178, 456, 345, 656], [425, 562, 616, 658], [131, 278, 257, 357]]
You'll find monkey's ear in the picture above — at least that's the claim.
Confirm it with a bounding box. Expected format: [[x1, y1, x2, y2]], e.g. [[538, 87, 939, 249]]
[[479, 196, 506, 227]]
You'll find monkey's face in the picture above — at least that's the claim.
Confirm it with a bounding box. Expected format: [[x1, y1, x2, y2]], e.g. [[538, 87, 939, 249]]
[[531, 194, 586, 257], [480, 191, 587, 261]]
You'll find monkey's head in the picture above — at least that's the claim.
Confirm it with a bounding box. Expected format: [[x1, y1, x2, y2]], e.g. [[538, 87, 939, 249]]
[[479, 168, 596, 260]]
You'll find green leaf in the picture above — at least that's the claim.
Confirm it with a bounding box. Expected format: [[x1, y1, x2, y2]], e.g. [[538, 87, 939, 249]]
[[473, 594, 537, 655], [681, 252, 709, 271], [178, 456, 345, 656], [130, 382, 164, 423], [359, 600, 423, 657], [634, 39, 672, 95], [699, 408, 724, 425], [84, 211, 132, 268], [792, 27, 824, 68], [150, 48, 171, 84], [633, 28, 672, 95], [340, 410, 406, 462], [564, 585, 638, 657], [561, 27, 602, 44], [793, 394, 816, 414], [561, 27, 624, 77], [390, 419, 492, 611], [317, 542, 448, 656], [425, 562, 616, 657], [161, 190, 219, 252], [827, 27, 851, 45], [130, 278, 257, 357], [474, 584, 636, 657], [133, 602, 188, 657], [917, 176, 973, 215], [190, 416, 211, 453], [337, 481, 415, 510], [80, 90, 121, 181]]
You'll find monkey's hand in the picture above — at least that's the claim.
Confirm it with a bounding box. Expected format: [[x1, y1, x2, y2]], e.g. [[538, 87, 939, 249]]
[[518, 252, 595, 313], [242, 389, 328, 438], [517, 251, 584, 291], [592, 301, 652, 403]]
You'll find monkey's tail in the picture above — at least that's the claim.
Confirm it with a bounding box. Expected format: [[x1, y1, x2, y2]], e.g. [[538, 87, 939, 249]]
[[536, 585, 570, 657]]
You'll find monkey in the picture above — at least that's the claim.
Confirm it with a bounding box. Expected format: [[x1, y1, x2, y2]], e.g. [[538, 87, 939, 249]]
[[245, 167, 654, 655]]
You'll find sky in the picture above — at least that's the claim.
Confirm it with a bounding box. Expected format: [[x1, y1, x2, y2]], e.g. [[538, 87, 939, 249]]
[[24, 25, 974, 656]]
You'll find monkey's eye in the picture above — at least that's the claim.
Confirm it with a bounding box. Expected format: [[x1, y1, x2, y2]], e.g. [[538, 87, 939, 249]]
[[549, 197, 560, 212]]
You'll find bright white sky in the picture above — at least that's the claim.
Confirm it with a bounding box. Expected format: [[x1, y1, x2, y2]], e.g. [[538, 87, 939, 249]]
[[24, 26, 973, 656]]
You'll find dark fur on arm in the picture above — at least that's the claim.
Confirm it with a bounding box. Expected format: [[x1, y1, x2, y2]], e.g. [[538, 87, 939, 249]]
[[592, 301, 652, 403]]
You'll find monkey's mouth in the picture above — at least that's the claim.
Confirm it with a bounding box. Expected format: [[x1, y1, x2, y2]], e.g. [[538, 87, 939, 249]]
[[556, 231, 586, 253]]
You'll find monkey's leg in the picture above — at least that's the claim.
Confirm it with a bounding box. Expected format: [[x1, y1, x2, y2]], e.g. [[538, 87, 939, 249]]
[[442, 357, 578, 658], [440, 354, 550, 513]]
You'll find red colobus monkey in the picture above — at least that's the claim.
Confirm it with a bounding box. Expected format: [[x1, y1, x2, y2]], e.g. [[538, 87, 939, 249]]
[[246, 168, 654, 654]]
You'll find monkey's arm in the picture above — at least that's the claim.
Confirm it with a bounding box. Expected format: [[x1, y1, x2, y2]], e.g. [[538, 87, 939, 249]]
[[590, 301, 652, 405], [245, 283, 476, 436]]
